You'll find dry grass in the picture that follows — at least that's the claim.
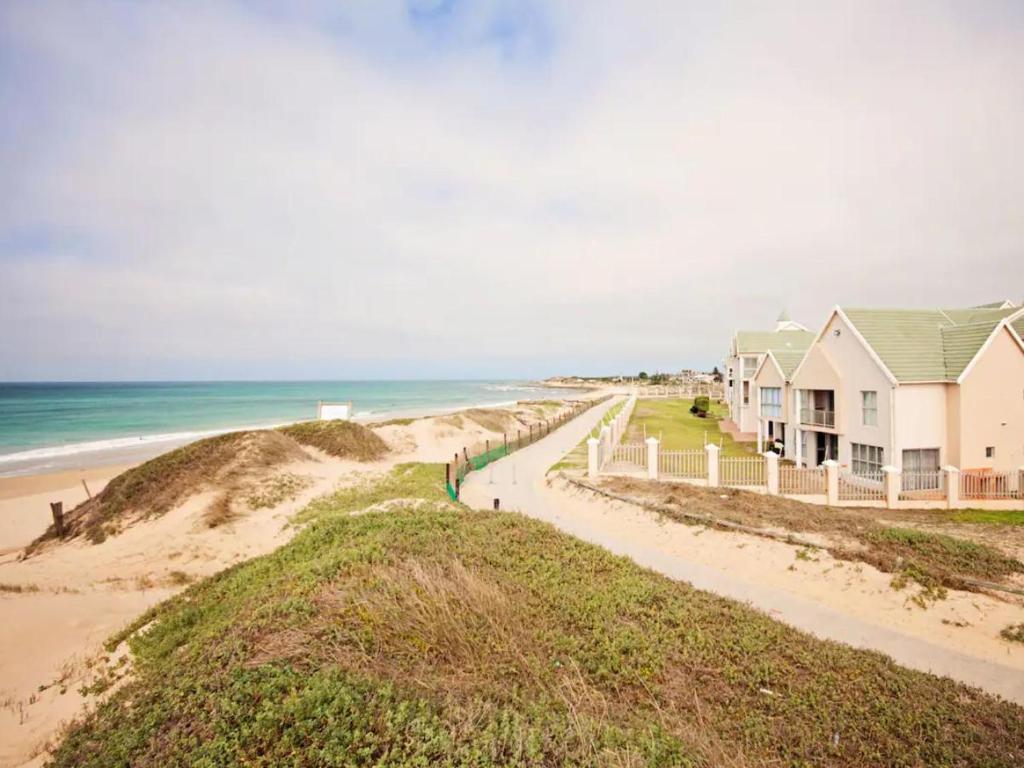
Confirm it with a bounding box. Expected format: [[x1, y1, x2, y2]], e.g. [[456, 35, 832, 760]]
[[278, 419, 389, 461], [598, 476, 1023, 594], [27, 430, 309, 549], [245, 472, 310, 510], [52, 466, 1024, 767], [202, 493, 237, 529]]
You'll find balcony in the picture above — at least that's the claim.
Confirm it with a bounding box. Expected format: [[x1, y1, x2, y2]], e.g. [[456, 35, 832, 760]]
[[800, 407, 835, 428]]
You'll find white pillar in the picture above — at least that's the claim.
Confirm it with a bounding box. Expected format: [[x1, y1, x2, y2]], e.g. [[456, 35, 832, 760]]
[[756, 419, 764, 454], [823, 459, 839, 505], [646, 437, 659, 480], [794, 427, 802, 468], [600, 426, 612, 468], [706, 443, 720, 487], [882, 465, 901, 509], [587, 438, 599, 479], [944, 466, 960, 509], [764, 451, 779, 495]]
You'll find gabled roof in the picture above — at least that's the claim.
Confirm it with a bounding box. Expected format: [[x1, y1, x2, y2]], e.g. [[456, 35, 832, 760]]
[[773, 349, 807, 378], [970, 300, 1018, 310], [839, 305, 1023, 383], [734, 329, 814, 355]]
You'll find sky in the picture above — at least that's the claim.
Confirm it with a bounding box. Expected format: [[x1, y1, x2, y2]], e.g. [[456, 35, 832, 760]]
[[1, 0, 1023, 381]]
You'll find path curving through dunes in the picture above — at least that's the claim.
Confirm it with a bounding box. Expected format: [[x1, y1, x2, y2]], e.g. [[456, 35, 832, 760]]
[[461, 395, 1024, 704]]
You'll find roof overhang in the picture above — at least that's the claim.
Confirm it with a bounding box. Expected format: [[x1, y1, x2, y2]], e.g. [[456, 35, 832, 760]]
[[788, 306, 899, 386], [956, 308, 1024, 384]]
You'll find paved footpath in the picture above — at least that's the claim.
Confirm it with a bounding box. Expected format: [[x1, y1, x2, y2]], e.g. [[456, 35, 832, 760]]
[[463, 395, 1024, 704]]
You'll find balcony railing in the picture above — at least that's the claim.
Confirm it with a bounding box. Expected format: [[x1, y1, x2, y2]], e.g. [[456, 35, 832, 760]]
[[800, 407, 835, 428]]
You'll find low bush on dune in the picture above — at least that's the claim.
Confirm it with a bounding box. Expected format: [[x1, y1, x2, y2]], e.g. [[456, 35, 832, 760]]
[[278, 419, 389, 461], [30, 430, 309, 547], [49, 464, 1024, 767]]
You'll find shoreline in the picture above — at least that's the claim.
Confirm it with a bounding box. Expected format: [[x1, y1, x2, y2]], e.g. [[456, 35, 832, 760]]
[[0, 388, 597, 479]]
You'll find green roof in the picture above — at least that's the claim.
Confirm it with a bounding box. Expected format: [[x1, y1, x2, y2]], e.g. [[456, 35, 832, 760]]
[[735, 330, 814, 355], [771, 349, 807, 378], [840, 306, 1021, 382]]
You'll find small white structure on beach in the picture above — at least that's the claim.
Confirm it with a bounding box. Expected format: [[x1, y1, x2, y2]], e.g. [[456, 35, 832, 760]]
[[317, 401, 353, 421]]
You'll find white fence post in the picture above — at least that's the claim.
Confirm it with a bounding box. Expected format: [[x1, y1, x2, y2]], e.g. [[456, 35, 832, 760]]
[[764, 452, 779, 495], [587, 438, 600, 479], [600, 426, 611, 468], [646, 437, 659, 481], [822, 460, 839, 505], [944, 466, 960, 509], [705, 444, 720, 487], [882, 466, 901, 509]]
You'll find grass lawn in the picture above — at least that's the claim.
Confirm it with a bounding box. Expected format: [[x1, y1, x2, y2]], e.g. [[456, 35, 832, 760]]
[[50, 464, 1024, 767], [951, 509, 1024, 526], [623, 398, 758, 457], [550, 397, 626, 471]]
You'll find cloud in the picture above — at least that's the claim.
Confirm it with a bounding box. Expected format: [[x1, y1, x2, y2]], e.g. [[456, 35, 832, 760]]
[[1, 0, 1023, 379]]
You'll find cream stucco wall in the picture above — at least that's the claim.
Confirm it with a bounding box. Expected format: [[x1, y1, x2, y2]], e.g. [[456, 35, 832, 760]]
[[791, 313, 895, 467], [893, 384, 949, 469], [957, 326, 1024, 472]]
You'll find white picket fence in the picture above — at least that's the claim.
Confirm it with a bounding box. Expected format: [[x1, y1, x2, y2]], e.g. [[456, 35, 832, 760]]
[[780, 466, 825, 496], [720, 456, 766, 487], [610, 443, 647, 471], [659, 449, 706, 479], [960, 470, 1023, 500], [839, 471, 885, 502]]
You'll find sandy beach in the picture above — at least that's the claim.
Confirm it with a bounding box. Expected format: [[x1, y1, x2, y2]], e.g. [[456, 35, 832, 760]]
[[0, 398, 591, 767]]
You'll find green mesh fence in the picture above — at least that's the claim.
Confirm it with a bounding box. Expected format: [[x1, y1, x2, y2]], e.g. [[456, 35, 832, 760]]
[[445, 397, 610, 501]]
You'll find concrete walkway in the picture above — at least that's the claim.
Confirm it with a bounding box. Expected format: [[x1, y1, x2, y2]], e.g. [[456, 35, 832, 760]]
[[462, 396, 1024, 704]]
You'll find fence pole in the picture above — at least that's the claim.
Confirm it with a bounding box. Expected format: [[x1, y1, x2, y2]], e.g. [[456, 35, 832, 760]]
[[646, 437, 659, 481], [882, 465, 900, 509], [764, 452, 779, 495], [822, 460, 839, 505], [50, 501, 64, 538], [705, 444, 720, 487], [944, 466, 961, 509]]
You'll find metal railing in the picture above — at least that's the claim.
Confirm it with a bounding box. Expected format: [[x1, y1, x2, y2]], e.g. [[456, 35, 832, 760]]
[[960, 471, 1023, 500], [800, 408, 835, 428], [610, 443, 647, 470], [838, 471, 885, 501], [659, 449, 706, 479], [720, 456, 766, 487], [899, 471, 946, 501], [780, 466, 825, 495]]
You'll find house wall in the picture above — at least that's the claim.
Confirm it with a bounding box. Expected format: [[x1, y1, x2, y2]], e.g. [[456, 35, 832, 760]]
[[792, 313, 895, 468], [753, 359, 786, 421], [957, 327, 1024, 472], [893, 384, 949, 469], [945, 385, 961, 467]]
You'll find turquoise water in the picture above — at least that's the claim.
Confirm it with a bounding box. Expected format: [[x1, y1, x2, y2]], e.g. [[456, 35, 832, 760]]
[[0, 381, 578, 475]]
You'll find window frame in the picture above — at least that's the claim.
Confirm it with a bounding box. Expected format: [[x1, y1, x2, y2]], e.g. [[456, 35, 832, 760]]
[[861, 390, 878, 427], [760, 386, 782, 418], [851, 442, 884, 477]]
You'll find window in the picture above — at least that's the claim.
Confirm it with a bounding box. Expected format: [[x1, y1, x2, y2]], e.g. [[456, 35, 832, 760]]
[[861, 390, 877, 426], [851, 443, 884, 476], [742, 357, 758, 378], [902, 448, 940, 473], [986, 446, 995, 459], [742, 381, 750, 405], [760, 387, 782, 418]]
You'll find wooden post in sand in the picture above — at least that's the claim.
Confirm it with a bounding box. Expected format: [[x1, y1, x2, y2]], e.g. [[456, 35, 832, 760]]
[[445, 463, 450, 487], [50, 501, 64, 538], [463, 447, 469, 464], [503, 433, 507, 454], [517, 429, 521, 449], [81, 479, 92, 499]]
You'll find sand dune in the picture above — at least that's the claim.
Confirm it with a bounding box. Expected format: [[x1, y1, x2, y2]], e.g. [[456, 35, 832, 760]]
[[0, 399, 586, 767]]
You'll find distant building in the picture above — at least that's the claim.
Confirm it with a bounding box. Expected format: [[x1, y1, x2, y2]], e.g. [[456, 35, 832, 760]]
[[724, 311, 814, 434]]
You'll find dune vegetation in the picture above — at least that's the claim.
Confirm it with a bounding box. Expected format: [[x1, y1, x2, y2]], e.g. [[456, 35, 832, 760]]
[[30, 421, 390, 548], [49, 464, 1024, 767], [278, 419, 389, 461]]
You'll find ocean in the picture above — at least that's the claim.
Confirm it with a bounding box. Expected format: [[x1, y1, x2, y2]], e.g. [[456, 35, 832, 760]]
[[0, 380, 583, 477]]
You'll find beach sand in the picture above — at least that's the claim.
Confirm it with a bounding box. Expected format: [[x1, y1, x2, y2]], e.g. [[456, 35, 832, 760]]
[[0, 399, 589, 767]]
